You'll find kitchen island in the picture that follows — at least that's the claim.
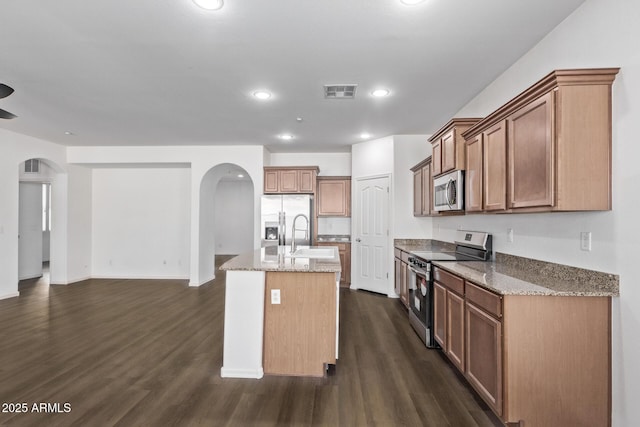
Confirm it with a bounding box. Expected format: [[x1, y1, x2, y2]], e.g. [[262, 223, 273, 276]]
[[219, 246, 342, 378]]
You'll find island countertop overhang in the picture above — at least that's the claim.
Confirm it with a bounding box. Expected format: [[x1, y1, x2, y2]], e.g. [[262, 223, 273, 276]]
[[220, 246, 342, 273]]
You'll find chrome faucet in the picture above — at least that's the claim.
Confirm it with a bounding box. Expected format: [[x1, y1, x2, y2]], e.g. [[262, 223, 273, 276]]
[[291, 214, 309, 253]]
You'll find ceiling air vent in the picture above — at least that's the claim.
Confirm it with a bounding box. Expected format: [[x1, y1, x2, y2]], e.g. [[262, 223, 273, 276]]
[[24, 159, 40, 173], [324, 84, 357, 99]]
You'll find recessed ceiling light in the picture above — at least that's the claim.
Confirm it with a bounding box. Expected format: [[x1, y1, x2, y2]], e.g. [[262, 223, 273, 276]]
[[279, 134, 294, 141], [237, 174, 244, 178], [193, 0, 224, 10], [372, 88, 390, 97], [64, 131, 74, 135], [400, 0, 426, 5], [253, 90, 271, 100], [360, 133, 371, 139]]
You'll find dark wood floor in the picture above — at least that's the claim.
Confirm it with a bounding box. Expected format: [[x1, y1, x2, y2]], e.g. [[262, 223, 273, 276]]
[[0, 257, 502, 426]]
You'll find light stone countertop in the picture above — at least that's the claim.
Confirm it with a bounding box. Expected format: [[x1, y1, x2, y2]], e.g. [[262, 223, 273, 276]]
[[394, 239, 456, 253], [220, 246, 342, 273], [432, 253, 619, 297]]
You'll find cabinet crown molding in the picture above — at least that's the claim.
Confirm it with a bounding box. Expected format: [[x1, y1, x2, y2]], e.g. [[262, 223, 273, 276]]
[[462, 67, 620, 139], [428, 118, 483, 143], [410, 156, 432, 172]]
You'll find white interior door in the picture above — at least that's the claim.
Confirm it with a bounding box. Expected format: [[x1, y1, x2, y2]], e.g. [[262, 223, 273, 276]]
[[352, 176, 389, 295], [19, 182, 44, 280]]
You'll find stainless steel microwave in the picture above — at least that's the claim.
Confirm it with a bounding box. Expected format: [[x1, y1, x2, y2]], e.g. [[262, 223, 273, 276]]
[[433, 170, 464, 211]]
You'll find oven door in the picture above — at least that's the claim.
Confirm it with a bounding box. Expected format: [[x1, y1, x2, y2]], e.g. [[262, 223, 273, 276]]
[[408, 266, 429, 322], [433, 170, 464, 211]]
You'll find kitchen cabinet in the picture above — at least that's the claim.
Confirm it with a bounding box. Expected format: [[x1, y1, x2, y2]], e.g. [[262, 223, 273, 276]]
[[432, 265, 611, 427], [317, 177, 351, 217], [429, 118, 481, 178], [465, 133, 483, 212], [465, 282, 503, 416], [461, 68, 619, 212], [318, 242, 350, 287], [411, 157, 435, 217], [433, 266, 465, 370], [263, 167, 319, 194], [394, 248, 410, 309]]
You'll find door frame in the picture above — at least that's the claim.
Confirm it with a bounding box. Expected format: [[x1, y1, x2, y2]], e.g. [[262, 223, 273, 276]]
[[351, 173, 394, 297]]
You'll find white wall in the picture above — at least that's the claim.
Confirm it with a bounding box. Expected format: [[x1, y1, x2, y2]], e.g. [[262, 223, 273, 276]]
[[65, 165, 92, 283], [440, 0, 639, 424], [214, 180, 254, 254], [393, 135, 433, 239], [91, 167, 191, 279]]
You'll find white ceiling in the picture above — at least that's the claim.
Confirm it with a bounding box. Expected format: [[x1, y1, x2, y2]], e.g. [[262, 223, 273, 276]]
[[0, 0, 584, 153]]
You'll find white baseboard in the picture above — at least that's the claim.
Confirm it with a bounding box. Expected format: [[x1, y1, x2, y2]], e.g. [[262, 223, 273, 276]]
[[50, 275, 92, 286], [220, 367, 264, 379], [0, 292, 20, 301], [387, 293, 400, 299], [91, 275, 190, 281], [189, 274, 216, 287]]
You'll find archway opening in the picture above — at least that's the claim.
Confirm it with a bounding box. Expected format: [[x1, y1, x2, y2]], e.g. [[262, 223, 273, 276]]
[[198, 163, 254, 285]]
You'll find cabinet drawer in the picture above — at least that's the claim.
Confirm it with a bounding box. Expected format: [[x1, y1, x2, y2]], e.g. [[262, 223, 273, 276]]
[[433, 267, 464, 295], [401, 251, 411, 264], [394, 248, 402, 259], [466, 282, 502, 318]]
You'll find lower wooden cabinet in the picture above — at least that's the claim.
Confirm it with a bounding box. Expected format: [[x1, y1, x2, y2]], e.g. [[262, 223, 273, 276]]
[[432, 266, 611, 427], [446, 291, 465, 372], [394, 249, 409, 309], [465, 301, 503, 416], [318, 242, 350, 287]]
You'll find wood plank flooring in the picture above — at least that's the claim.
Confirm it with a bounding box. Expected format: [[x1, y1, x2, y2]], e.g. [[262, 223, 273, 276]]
[[0, 257, 502, 426]]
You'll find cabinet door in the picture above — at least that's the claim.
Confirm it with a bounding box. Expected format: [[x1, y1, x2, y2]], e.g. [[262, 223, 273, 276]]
[[279, 170, 299, 193], [484, 120, 508, 211], [466, 302, 503, 416], [400, 262, 409, 308], [446, 291, 465, 372], [433, 281, 447, 348], [432, 140, 442, 176], [465, 134, 483, 212], [264, 170, 279, 193], [441, 130, 456, 173], [338, 248, 347, 287], [344, 244, 351, 285], [318, 179, 349, 216], [413, 169, 423, 216], [298, 170, 315, 193], [508, 92, 554, 209], [394, 257, 402, 296], [421, 163, 431, 216]]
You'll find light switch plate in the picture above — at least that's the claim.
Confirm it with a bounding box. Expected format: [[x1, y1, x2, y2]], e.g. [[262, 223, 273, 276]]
[[271, 289, 281, 304], [507, 228, 514, 243], [580, 232, 592, 251]]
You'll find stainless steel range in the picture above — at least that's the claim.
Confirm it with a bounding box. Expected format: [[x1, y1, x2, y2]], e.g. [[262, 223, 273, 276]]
[[408, 230, 492, 348]]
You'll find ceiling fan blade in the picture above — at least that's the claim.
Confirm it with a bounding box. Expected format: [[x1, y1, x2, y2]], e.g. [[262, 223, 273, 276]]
[[0, 83, 14, 99], [0, 108, 17, 119]]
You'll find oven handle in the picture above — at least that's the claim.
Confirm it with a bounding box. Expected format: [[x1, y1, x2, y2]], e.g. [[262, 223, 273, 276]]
[[409, 265, 428, 276]]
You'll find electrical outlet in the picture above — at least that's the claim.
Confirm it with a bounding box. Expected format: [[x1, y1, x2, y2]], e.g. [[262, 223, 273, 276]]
[[271, 289, 281, 305], [580, 232, 592, 251], [507, 228, 514, 243]]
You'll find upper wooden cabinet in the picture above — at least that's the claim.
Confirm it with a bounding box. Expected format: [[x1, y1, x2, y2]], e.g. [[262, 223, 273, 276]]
[[429, 118, 482, 177], [317, 176, 351, 217], [263, 167, 319, 194], [462, 68, 619, 213], [411, 157, 435, 217]]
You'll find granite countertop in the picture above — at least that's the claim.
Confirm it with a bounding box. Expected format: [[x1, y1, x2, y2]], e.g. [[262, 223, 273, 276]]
[[432, 253, 619, 297], [220, 246, 342, 273], [317, 234, 351, 243], [394, 239, 456, 253]]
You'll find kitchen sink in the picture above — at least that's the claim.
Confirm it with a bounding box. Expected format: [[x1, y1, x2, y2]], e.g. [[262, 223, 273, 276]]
[[286, 247, 335, 259]]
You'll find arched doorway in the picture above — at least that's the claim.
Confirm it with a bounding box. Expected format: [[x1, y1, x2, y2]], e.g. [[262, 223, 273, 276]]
[[197, 163, 254, 285], [17, 157, 64, 287]]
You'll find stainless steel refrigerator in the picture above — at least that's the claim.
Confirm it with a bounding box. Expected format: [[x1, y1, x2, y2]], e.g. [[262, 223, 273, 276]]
[[261, 195, 313, 248]]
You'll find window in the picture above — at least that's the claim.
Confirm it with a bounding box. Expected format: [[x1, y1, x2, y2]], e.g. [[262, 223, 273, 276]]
[[42, 183, 51, 232]]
